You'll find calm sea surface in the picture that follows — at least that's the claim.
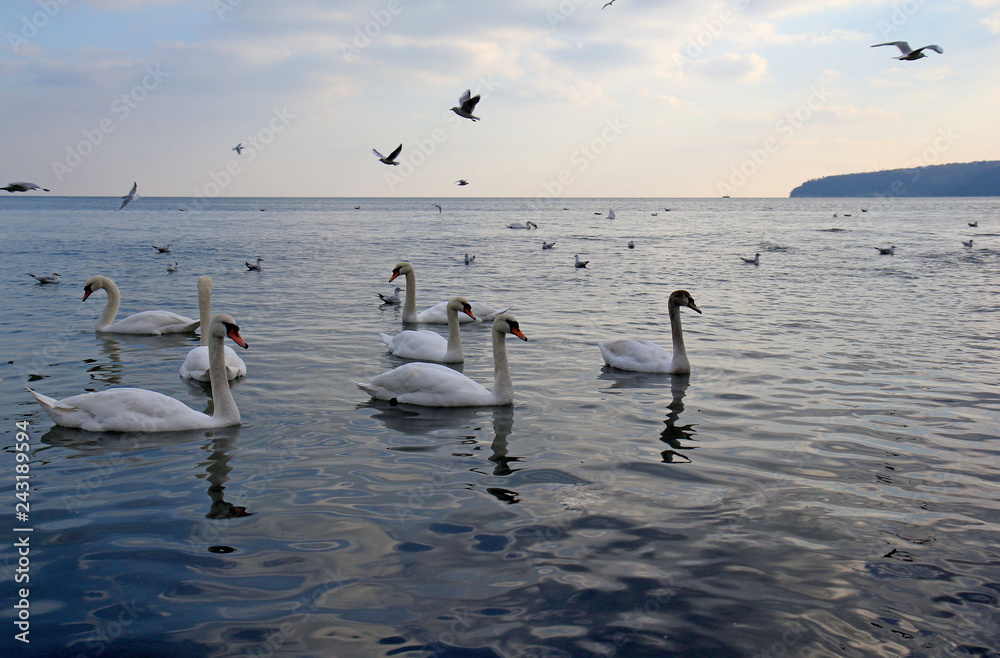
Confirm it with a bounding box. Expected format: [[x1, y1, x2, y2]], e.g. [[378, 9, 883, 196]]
[[1, 196, 999, 657]]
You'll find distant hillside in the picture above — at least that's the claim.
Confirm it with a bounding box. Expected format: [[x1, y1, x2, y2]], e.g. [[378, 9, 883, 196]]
[[789, 160, 1000, 197]]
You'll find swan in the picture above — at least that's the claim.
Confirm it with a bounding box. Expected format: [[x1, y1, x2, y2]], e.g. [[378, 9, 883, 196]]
[[599, 290, 702, 374], [246, 258, 263, 271], [356, 313, 527, 406], [389, 262, 510, 324], [542, 241, 556, 250], [378, 287, 403, 304], [29, 314, 248, 431], [574, 254, 589, 268], [28, 272, 60, 284], [180, 276, 248, 381], [507, 221, 537, 229], [741, 253, 760, 265], [379, 296, 476, 363], [876, 246, 895, 255], [83, 275, 199, 334]]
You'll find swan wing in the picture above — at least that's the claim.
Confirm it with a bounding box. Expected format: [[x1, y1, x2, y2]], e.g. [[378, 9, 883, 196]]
[[29, 387, 218, 432], [106, 310, 199, 335], [470, 302, 512, 321], [379, 330, 449, 361], [180, 345, 247, 381], [599, 339, 675, 373], [416, 301, 476, 324], [356, 362, 492, 407]]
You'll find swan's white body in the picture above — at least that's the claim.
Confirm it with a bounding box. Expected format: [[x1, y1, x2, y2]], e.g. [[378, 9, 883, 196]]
[[180, 276, 248, 381], [575, 255, 589, 268], [29, 314, 249, 431], [741, 253, 760, 265], [389, 261, 510, 324], [83, 275, 199, 335], [507, 221, 537, 229], [379, 297, 475, 363], [28, 272, 60, 284], [599, 290, 702, 374], [357, 313, 527, 406]]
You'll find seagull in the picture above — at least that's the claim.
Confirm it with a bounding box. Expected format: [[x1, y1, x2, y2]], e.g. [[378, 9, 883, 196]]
[[962, 239, 974, 248], [166, 262, 179, 272], [450, 89, 481, 121], [574, 254, 589, 268], [3, 182, 49, 193], [378, 287, 403, 304], [741, 253, 760, 265], [542, 241, 556, 250], [373, 144, 402, 166], [464, 253, 476, 264], [455, 179, 469, 186], [507, 221, 538, 229], [245, 258, 263, 271], [27, 272, 60, 284], [153, 244, 172, 253], [627, 241, 635, 249], [233, 143, 244, 155], [871, 41, 943, 60], [876, 246, 896, 255], [434, 203, 442, 213], [118, 181, 137, 210], [651, 213, 658, 216], [602, 0, 617, 7], [355, 205, 361, 209], [968, 221, 978, 227]]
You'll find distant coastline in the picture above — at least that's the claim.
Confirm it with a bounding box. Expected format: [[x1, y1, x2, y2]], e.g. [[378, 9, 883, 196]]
[[789, 160, 1000, 198]]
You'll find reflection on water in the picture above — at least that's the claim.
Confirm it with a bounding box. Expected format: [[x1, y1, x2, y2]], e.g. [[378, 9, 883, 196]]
[[659, 374, 696, 464], [200, 427, 252, 520]]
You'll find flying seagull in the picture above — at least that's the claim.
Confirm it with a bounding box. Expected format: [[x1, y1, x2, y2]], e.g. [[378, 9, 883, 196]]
[[602, 0, 617, 8], [28, 272, 60, 284], [455, 179, 469, 186], [118, 181, 137, 210], [373, 144, 402, 166], [433, 203, 442, 213], [3, 182, 49, 193], [871, 41, 943, 60], [233, 143, 244, 155], [450, 89, 481, 121]]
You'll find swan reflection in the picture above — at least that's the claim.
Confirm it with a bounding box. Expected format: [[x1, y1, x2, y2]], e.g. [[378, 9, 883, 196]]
[[200, 427, 252, 519], [85, 335, 125, 385]]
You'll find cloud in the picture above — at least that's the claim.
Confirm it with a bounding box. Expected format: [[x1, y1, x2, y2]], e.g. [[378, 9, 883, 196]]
[[689, 52, 770, 82]]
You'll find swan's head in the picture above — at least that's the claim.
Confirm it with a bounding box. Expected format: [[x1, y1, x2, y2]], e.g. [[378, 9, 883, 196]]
[[211, 313, 249, 349], [448, 296, 476, 321], [669, 290, 702, 314], [494, 313, 528, 341], [390, 262, 413, 282], [82, 275, 110, 301], [198, 275, 212, 293]]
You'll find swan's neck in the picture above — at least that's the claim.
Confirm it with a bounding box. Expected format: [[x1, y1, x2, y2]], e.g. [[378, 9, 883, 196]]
[[208, 332, 239, 424], [96, 278, 121, 331], [198, 278, 212, 347], [401, 270, 418, 323], [669, 302, 690, 372], [444, 306, 463, 361], [491, 329, 514, 404]]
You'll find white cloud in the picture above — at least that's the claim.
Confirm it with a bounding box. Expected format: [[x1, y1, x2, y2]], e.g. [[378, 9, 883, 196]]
[[690, 52, 770, 82]]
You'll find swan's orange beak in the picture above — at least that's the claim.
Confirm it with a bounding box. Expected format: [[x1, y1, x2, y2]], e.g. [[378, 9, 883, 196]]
[[511, 327, 527, 341], [389, 269, 400, 282], [463, 304, 476, 320], [227, 326, 249, 349], [82, 285, 94, 302]]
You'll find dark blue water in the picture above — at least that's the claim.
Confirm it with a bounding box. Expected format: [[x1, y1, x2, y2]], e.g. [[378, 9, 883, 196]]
[[2, 196, 999, 656]]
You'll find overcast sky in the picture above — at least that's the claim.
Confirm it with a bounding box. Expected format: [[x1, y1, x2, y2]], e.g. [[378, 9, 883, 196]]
[[2, 0, 997, 198]]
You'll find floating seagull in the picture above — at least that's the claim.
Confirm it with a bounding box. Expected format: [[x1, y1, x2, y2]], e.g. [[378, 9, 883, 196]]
[[245, 258, 263, 271], [355, 205, 361, 209], [233, 143, 244, 155], [434, 203, 442, 213], [651, 212, 658, 216], [871, 41, 943, 60], [450, 89, 481, 121], [118, 181, 137, 210], [28, 272, 60, 284], [575, 254, 589, 268], [455, 179, 469, 186], [3, 182, 49, 193], [968, 221, 978, 227], [542, 241, 556, 250], [607, 208, 615, 220], [627, 241, 635, 249], [507, 221, 537, 229], [378, 287, 403, 304], [166, 262, 179, 272], [464, 253, 476, 264], [962, 239, 974, 248], [373, 144, 402, 166], [876, 246, 896, 255], [153, 244, 172, 253], [861, 208, 868, 212], [741, 253, 760, 265]]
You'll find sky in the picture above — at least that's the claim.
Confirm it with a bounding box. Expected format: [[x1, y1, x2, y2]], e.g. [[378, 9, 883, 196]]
[[2, 0, 998, 198]]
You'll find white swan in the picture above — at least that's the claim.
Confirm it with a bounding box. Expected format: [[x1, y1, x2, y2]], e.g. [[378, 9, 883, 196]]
[[356, 313, 528, 406], [599, 289, 702, 374], [29, 314, 248, 431], [389, 262, 510, 324], [180, 276, 248, 381], [507, 221, 537, 229], [83, 275, 199, 334], [379, 296, 476, 363]]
